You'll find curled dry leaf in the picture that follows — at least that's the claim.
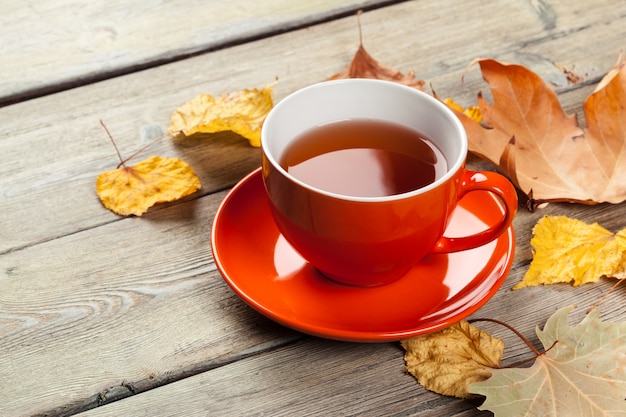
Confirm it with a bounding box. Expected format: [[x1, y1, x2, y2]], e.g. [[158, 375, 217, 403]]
[[515, 215, 626, 288], [96, 155, 201, 216], [329, 43, 425, 89], [329, 12, 424, 89], [470, 306, 626, 417], [401, 320, 504, 399], [168, 83, 275, 147], [450, 58, 626, 207]]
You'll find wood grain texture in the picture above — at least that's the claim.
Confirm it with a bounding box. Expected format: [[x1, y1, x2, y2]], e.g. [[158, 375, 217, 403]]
[[77, 339, 490, 417], [2, 0, 624, 254], [1, 0, 626, 415], [0, 0, 383, 105], [1, 192, 301, 416]]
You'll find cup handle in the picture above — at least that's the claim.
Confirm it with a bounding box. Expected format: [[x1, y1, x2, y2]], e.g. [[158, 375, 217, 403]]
[[431, 170, 518, 254]]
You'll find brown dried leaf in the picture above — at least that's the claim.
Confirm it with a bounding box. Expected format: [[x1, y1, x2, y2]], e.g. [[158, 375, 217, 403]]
[[453, 58, 626, 206], [401, 320, 503, 399], [329, 43, 425, 89], [329, 12, 424, 89]]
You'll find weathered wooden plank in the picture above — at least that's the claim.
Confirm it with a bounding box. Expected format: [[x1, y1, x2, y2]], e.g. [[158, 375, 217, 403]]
[[0, 191, 302, 416], [0, 0, 389, 105], [2, 0, 625, 254], [77, 338, 487, 417], [74, 0, 626, 413], [1, 0, 626, 416], [59, 207, 625, 417], [3, 172, 578, 416], [76, 269, 625, 417]]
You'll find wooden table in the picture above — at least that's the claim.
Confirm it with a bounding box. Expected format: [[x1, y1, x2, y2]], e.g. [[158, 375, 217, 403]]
[[1, 1, 625, 415]]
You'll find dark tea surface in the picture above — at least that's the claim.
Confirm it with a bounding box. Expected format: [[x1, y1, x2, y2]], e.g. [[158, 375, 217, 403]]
[[280, 119, 447, 197]]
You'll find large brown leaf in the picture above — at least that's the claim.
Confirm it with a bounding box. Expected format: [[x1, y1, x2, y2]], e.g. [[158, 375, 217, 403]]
[[452, 58, 626, 207]]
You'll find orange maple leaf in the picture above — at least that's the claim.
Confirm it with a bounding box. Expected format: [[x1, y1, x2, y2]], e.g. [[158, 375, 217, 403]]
[[450, 58, 626, 208], [329, 12, 424, 90]]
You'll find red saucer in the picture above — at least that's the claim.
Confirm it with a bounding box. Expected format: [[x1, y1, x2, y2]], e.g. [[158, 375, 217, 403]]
[[211, 168, 515, 342]]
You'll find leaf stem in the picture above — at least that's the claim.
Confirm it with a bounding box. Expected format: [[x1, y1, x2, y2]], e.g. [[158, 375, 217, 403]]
[[119, 132, 169, 167], [587, 278, 625, 314], [356, 10, 363, 46], [468, 317, 542, 357], [99, 120, 169, 168], [100, 120, 126, 168], [503, 340, 558, 368]]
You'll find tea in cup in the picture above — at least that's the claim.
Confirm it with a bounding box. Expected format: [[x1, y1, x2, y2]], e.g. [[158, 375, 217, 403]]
[[261, 79, 517, 286]]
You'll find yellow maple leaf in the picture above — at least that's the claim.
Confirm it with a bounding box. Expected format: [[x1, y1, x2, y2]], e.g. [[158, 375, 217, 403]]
[[168, 84, 275, 147], [96, 155, 201, 216], [515, 215, 626, 288], [401, 320, 503, 399], [444, 98, 482, 123]]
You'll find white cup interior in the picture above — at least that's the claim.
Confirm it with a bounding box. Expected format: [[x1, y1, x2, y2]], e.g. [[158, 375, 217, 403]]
[[261, 79, 467, 200]]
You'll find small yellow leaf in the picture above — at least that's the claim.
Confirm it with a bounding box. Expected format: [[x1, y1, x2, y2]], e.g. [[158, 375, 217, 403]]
[[96, 155, 201, 216], [401, 320, 503, 399], [515, 215, 626, 288], [444, 98, 482, 123], [168, 84, 275, 147]]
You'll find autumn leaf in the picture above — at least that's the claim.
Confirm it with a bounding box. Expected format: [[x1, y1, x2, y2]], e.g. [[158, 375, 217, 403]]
[[451, 58, 626, 207], [514, 215, 626, 289], [401, 320, 504, 399], [96, 155, 201, 216], [469, 306, 626, 417], [168, 83, 275, 147], [329, 12, 424, 89], [444, 98, 482, 123]]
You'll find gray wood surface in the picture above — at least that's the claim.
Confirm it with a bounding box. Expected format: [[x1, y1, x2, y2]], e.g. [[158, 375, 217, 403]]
[[0, 0, 381, 105], [1, 0, 625, 416]]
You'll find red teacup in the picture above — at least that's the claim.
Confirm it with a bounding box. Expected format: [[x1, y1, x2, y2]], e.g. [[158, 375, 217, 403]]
[[261, 79, 517, 286]]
